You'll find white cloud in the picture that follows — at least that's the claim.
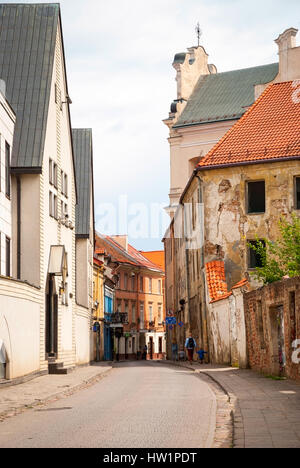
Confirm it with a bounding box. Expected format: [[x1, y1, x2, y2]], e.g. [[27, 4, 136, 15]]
[[5, 0, 300, 249]]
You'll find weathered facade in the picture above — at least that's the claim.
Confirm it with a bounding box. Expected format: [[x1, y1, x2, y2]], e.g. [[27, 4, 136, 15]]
[[163, 27, 300, 365], [244, 277, 300, 381]]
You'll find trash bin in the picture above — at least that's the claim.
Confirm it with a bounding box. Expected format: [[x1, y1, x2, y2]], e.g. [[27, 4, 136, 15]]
[[0, 339, 6, 380]]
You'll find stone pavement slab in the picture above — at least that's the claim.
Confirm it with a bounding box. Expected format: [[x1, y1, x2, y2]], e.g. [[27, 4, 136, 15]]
[[158, 361, 300, 449], [0, 363, 112, 422]]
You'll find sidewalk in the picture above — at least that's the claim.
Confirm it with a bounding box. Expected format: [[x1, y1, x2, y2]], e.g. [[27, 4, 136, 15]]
[[160, 361, 300, 448], [0, 363, 112, 422]]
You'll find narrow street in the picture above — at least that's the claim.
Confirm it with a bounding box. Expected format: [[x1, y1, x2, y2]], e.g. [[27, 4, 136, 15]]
[[0, 362, 216, 448]]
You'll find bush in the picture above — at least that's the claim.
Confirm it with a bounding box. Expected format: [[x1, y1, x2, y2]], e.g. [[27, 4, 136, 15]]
[[248, 214, 300, 284]]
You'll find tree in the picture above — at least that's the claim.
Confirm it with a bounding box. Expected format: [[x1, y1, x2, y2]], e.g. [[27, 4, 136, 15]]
[[248, 214, 300, 284]]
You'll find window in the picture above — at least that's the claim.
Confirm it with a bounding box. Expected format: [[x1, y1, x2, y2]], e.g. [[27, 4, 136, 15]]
[[149, 303, 153, 323], [117, 301, 122, 313], [248, 240, 266, 269], [149, 278, 152, 294], [158, 280, 162, 295], [124, 273, 128, 290], [64, 174, 68, 197], [53, 163, 58, 188], [131, 275, 135, 291], [158, 304, 162, 324], [140, 302, 144, 329], [54, 195, 58, 219], [49, 192, 58, 219], [49, 191, 53, 217], [295, 177, 300, 210], [49, 159, 53, 185], [140, 276, 143, 292], [5, 142, 10, 198], [132, 302, 136, 323], [247, 181, 265, 214], [5, 237, 10, 277]]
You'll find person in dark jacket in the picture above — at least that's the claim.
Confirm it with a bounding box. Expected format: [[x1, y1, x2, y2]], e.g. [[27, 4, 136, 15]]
[[185, 334, 197, 364]]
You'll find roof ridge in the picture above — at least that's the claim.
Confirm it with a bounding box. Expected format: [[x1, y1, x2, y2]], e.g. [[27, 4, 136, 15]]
[[210, 62, 278, 77]]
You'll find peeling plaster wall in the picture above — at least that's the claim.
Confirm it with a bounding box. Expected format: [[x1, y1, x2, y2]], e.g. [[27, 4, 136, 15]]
[[201, 160, 300, 289], [208, 287, 247, 367]]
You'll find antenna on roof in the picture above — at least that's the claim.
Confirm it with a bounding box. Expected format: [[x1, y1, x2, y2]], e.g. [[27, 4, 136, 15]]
[[195, 22, 202, 47]]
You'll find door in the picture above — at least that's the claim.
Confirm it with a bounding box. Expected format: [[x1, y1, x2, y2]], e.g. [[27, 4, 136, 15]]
[[149, 337, 154, 360], [104, 294, 113, 361], [104, 325, 113, 361], [269, 305, 286, 376], [45, 275, 58, 358]]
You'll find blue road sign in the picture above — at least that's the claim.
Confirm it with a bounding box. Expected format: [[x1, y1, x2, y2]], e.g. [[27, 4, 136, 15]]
[[166, 317, 176, 325]]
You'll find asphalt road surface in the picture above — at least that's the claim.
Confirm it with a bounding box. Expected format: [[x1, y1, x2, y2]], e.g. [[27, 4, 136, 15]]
[[0, 362, 216, 448]]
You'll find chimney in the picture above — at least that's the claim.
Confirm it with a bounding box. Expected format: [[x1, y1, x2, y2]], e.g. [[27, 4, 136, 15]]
[[275, 27, 299, 82], [111, 235, 128, 252]]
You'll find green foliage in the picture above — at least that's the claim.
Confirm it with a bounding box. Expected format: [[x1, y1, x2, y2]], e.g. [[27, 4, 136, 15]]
[[248, 214, 300, 284]]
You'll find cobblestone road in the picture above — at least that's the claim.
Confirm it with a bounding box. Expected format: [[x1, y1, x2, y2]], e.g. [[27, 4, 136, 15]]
[[0, 362, 216, 448]]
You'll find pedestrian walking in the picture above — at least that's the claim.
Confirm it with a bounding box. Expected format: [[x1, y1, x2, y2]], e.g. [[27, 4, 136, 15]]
[[185, 334, 197, 364]]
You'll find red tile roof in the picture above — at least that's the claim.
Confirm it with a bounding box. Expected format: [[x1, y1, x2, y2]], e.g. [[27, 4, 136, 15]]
[[232, 279, 249, 290], [198, 82, 300, 169], [95, 233, 164, 273], [140, 251, 165, 271], [205, 261, 231, 303]]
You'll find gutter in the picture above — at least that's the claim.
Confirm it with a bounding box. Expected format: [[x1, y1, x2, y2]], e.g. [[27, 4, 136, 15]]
[[196, 155, 300, 172]]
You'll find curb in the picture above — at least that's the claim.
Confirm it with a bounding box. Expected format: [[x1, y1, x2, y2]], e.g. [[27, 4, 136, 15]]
[[0, 366, 113, 423], [156, 360, 235, 448]]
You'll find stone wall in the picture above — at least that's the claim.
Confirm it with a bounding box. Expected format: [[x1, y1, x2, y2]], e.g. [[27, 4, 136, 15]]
[[244, 277, 300, 381]]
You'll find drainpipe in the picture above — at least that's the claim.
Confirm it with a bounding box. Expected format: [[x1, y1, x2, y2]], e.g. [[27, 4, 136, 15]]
[[17, 176, 21, 279]]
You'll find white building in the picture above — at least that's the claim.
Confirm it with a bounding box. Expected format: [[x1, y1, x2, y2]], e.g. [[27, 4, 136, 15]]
[[0, 4, 94, 382]]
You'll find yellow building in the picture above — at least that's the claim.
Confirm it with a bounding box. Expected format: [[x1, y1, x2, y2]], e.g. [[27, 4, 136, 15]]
[[93, 256, 105, 361]]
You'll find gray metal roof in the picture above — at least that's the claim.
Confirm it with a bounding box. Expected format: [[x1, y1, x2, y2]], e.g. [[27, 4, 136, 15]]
[[0, 3, 59, 170], [72, 129, 93, 237], [174, 63, 279, 128]]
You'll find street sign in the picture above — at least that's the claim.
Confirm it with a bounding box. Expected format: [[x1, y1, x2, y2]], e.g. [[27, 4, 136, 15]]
[[166, 317, 176, 325]]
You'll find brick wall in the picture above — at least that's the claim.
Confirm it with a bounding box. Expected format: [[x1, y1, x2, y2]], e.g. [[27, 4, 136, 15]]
[[244, 277, 300, 381]]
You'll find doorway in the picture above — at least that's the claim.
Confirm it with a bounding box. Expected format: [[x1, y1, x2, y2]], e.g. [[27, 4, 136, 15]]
[[149, 337, 154, 360], [45, 274, 58, 359], [269, 305, 286, 376]]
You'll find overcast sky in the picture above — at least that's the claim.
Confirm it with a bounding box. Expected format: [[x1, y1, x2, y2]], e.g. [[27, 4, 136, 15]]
[[6, 0, 300, 250]]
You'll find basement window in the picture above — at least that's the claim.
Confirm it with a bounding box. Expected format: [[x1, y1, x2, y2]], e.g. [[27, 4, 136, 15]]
[[248, 240, 266, 269], [295, 177, 300, 210], [247, 181, 265, 214]]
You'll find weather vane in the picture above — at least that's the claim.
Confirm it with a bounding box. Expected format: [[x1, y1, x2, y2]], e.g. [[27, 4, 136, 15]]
[[195, 22, 202, 47]]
